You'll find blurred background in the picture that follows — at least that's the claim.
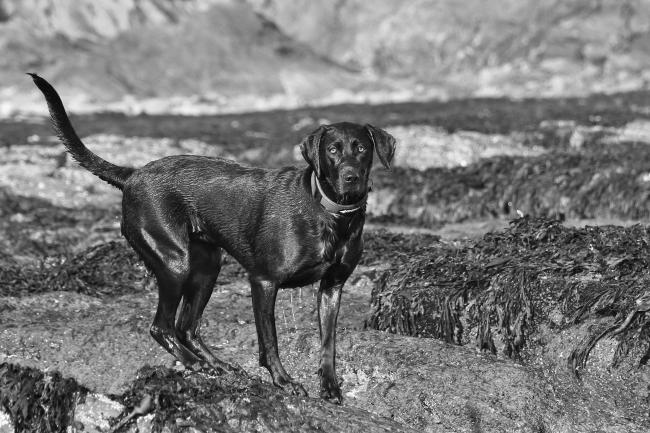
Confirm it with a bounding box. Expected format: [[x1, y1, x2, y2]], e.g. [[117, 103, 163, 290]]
[[5, 0, 650, 234], [3, 0, 650, 116], [5, 2, 650, 431]]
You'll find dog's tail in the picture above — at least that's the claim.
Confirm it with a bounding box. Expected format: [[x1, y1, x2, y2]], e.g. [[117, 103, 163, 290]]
[[28, 73, 134, 190]]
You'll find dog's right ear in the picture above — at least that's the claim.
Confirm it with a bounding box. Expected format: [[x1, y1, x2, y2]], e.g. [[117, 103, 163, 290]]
[[299, 125, 327, 177]]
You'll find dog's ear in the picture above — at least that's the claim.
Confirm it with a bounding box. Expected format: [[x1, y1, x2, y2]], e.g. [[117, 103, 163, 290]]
[[365, 124, 396, 169], [299, 125, 327, 177]]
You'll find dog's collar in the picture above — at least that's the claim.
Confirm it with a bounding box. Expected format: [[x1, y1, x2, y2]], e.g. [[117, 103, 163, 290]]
[[311, 172, 366, 215]]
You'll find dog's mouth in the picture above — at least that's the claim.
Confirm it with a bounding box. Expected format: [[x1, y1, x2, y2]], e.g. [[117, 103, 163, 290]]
[[335, 180, 368, 205]]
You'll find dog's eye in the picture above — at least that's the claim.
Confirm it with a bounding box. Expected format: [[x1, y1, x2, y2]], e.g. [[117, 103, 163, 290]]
[[357, 144, 366, 152], [328, 146, 338, 154]]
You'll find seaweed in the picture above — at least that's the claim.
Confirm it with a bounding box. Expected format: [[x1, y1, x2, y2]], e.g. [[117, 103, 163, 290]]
[[43, 241, 148, 297], [360, 229, 441, 267], [370, 142, 650, 226], [0, 239, 254, 298], [113, 366, 411, 432], [0, 363, 87, 433], [366, 217, 650, 371], [0, 187, 118, 257], [114, 366, 264, 432], [0, 241, 147, 298], [0, 230, 437, 298]]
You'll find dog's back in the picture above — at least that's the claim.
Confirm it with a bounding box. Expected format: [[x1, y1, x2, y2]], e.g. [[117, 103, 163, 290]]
[[121, 155, 339, 285]]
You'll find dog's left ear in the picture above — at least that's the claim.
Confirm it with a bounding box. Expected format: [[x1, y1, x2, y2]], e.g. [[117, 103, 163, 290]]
[[300, 125, 327, 177], [365, 124, 396, 169]]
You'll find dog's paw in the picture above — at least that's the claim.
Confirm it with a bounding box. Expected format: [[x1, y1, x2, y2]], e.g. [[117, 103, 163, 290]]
[[319, 375, 342, 404], [288, 381, 308, 397], [210, 359, 248, 377], [225, 362, 249, 377], [273, 377, 308, 397]]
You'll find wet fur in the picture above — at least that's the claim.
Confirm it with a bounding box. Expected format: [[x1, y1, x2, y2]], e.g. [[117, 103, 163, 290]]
[[29, 73, 396, 403]]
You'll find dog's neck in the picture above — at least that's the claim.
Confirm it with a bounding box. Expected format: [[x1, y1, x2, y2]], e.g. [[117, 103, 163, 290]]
[[310, 172, 367, 215]]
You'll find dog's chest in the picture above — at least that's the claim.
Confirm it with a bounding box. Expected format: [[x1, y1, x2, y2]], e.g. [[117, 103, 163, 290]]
[[278, 215, 359, 288], [317, 214, 354, 262]]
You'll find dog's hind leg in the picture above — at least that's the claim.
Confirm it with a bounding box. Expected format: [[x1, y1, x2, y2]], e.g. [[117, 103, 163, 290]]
[[175, 241, 243, 374], [123, 222, 202, 367], [249, 277, 308, 396]]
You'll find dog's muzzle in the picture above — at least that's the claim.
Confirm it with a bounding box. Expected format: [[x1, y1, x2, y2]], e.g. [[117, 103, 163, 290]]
[[340, 166, 360, 184]]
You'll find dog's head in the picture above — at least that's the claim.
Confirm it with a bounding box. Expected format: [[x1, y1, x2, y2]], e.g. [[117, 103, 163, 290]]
[[300, 122, 396, 205]]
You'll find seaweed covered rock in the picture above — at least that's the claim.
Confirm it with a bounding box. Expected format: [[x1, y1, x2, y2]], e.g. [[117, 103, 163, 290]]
[[367, 216, 650, 369], [0, 363, 415, 432], [114, 365, 415, 433], [0, 187, 116, 258], [369, 143, 650, 225], [3, 224, 650, 431], [267, 328, 650, 433], [0, 241, 147, 298], [0, 363, 86, 432], [0, 238, 251, 298], [359, 229, 441, 267], [366, 217, 650, 428]]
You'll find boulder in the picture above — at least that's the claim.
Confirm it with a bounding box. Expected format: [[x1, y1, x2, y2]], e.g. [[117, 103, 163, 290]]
[[366, 217, 650, 429]]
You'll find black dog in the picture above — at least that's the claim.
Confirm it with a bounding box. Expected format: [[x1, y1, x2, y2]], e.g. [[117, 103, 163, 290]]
[[30, 74, 395, 403]]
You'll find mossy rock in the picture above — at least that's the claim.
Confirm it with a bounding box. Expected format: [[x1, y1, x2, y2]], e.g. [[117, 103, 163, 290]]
[[366, 216, 650, 369], [370, 143, 650, 225]]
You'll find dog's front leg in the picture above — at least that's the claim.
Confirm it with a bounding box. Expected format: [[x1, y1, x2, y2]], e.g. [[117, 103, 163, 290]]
[[249, 276, 307, 396], [318, 272, 346, 404]]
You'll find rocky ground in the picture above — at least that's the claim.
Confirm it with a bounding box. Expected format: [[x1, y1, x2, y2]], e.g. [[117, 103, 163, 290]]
[[2, 92, 650, 431]]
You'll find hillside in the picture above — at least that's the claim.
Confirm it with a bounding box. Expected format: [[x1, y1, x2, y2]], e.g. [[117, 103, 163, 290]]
[[0, 0, 362, 115], [2, 0, 650, 116]]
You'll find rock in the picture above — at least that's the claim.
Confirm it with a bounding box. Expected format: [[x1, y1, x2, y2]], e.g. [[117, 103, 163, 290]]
[[254, 327, 650, 432], [387, 125, 545, 170], [135, 414, 155, 433], [3, 240, 649, 432], [0, 362, 414, 432], [365, 217, 650, 430], [5, 325, 645, 432], [74, 394, 125, 432], [0, 410, 13, 433], [116, 365, 417, 432], [367, 133, 650, 225]]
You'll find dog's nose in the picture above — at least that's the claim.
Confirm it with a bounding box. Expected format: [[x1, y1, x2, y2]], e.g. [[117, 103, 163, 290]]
[[343, 172, 359, 183]]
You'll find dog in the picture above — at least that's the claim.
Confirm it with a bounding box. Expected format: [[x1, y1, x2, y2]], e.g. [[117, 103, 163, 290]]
[[29, 73, 395, 403]]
